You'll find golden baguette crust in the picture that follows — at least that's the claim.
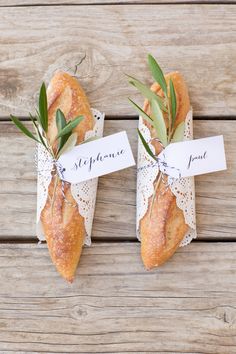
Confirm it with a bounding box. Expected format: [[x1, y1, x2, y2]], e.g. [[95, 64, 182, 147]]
[[40, 72, 94, 282], [140, 72, 190, 269]]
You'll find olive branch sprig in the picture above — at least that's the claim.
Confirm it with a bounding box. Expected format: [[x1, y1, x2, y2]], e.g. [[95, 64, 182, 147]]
[[10, 82, 88, 213], [128, 54, 185, 155], [10, 82, 84, 161], [127, 54, 185, 209]]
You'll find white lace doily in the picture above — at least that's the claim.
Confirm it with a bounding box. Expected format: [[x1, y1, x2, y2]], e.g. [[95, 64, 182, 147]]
[[137, 109, 197, 247], [36, 108, 105, 245]]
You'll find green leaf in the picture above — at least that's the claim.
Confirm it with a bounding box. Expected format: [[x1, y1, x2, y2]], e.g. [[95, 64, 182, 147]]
[[56, 109, 67, 131], [127, 75, 167, 112], [128, 99, 154, 126], [57, 132, 77, 158], [56, 109, 69, 152], [150, 99, 167, 147], [56, 116, 84, 139], [137, 128, 156, 161], [10, 115, 40, 143], [169, 79, 177, 125], [171, 121, 185, 143], [38, 82, 48, 132], [148, 54, 167, 96]]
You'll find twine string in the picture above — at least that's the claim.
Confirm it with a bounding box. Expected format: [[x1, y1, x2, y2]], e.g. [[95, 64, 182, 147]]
[[137, 137, 181, 195], [35, 150, 77, 208]]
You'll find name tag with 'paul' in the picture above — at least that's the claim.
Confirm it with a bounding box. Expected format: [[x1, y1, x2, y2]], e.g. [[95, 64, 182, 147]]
[[57, 131, 135, 184], [158, 135, 227, 179]]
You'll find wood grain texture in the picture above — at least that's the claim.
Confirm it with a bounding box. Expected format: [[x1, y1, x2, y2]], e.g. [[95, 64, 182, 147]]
[[0, 242, 235, 353], [0, 5, 236, 117], [1, 0, 235, 5], [0, 119, 234, 240]]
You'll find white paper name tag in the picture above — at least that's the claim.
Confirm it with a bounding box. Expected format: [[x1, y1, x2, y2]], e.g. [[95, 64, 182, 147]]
[[57, 131, 135, 184], [158, 135, 227, 178]]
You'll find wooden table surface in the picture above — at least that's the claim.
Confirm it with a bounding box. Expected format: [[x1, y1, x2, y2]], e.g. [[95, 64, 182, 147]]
[[0, 1, 236, 353]]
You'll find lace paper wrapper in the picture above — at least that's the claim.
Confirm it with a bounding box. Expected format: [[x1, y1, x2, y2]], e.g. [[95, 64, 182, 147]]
[[137, 109, 197, 247], [36, 108, 105, 246]]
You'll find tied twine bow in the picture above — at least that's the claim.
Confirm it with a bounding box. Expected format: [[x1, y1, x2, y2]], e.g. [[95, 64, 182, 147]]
[[36, 149, 77, 211], [138, 137, 182, 215], [52, 159, 78, 208], [138, 152, 181, 179], [138, 137, 181, 182]]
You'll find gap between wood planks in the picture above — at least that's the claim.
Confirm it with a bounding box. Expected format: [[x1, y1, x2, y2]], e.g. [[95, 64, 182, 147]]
[[0, 237, 235, 243], [1, 115, 236, 121], [0, 1, 236, 7]]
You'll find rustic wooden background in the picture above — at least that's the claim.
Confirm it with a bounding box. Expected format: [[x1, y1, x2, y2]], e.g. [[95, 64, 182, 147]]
[[0, 1, 236, 353]]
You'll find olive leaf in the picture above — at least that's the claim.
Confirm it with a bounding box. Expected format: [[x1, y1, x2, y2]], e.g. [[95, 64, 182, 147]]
[[56, 116, 84, 139], [137, 128, 156, 161], [128, 98, 154, 126], [10, 81, 88, 186], [57, 132, 77, 158], [169, 79, 177, 125], [127, 75, 167, 112], [56, 109, 67, 130], [171, 121, 185, 143], [10, 115, 40, 143], [56, 109, 70, 152], [148, 54, 167, 96], [38, 82, 48, 132], [150, 99, 167, 147]]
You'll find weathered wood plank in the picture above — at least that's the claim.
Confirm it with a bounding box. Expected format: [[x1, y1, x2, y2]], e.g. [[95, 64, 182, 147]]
[[0, 242, 235, 353], [1, 0, 235, 5], [0, 119, 234, 240], [0, 5, 236, 117]]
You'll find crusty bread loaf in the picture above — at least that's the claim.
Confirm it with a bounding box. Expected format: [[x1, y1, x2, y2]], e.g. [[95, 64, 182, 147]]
[[40, 72, 94, 282], [140, 72, 190, 269]]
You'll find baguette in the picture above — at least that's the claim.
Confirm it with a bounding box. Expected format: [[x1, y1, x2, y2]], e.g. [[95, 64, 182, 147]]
[[140, 72, 190, 269], [40, 72, 94, 282]]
